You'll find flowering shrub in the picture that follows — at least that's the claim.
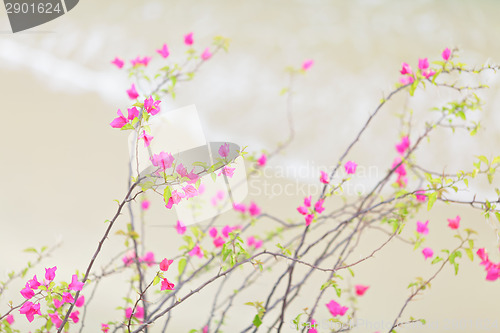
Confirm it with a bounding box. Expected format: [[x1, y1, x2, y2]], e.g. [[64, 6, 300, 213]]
[[0, 34, 499, 333]]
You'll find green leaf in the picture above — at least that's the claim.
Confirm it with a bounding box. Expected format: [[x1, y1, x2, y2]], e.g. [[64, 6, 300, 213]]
[[163, 186, 172, 204], [153, 275, 161, 286], [253, 314, 262, 327], [178, 258, 187, 276], [427, 192, 437, 211], [431, 256, 443, 264], [465, 248, 474, 261]]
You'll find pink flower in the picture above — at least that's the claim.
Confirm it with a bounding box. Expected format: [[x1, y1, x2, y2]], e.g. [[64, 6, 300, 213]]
[[400, 62, 413, 75], [70, 310, 80, 323], [75, 295, 85, 307], [447, 215, 460, 230], [307, 319, 318, 333], [201, 48, 212, 60], [203, 326, 208, 333], [135, 306, 144, 319], [422, 247, 434, 260], [297, 206, 308, 215], [102, 324, 110, 332], [28, 275, 41, 290], [213, 236, 225, 248], [418, 58, 429, 70], [160, 258, 173, 271], [304, 196, 311, 207], [477, 248, 488, 262], [219, 166, 235, 178], [125, 307, 133, 319], [141, 251, 156, 266], [49, 312, 63, 328], [131, 56, 151, 67], [184, 32, 194, 46], [144, 95, 161, 115], [233, 203, 246, 213], [320, 170, 329, 184], [422, 69, 436, 79], [127, 106, 139, 120], [325, 300, 348, 317], [254, 239, 263, 249], [161, 278, 175, 291], [156, 43, 170, 58], [249, 201, 261, 217], [392, 158, 406, 176], [19, 302, 41, 322], [302, 59, 314, 71], [176, 220, 187, 235], [486, 266, 499, 281], [396, 174, 407, 188], [151, 152, 174, 171], [416, 220, 429, 235], [62, 292, 74, 303], [110, 109, 128, 128], [122, 251, 136, 266], [141, 200, 150, 210], [315, 199, 325, 214], [395, 136, 410, 154], [111, 57, 124, 69], [218, 143, 230, 157], [183, 185, 198, 199], [247, 236, 256, 246], [209, 227, 218, 238], [415, 190, 427, 202], [222, 225, 232, 238], [68, 274, 84, 291], [53, 298, 62, 308], [442, 48, 451, 61], [257, 154, 267, 167], [6, 314, 14, 324], [355, 284, 369, 296], [344, 161, 357, 175], [126, 84, 139, 99], [140, 130, 154, 147], [305, 214, 314, 226], [45, 266, 57, 281], [188, 245, 204, 258], [20, 283, 34, 299], [399, 75, 415, 85]]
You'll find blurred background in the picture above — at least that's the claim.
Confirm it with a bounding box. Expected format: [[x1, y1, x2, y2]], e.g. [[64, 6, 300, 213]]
[[1, 0, 500, 332]]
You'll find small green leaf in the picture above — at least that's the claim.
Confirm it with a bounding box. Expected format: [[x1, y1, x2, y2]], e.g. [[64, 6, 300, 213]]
[[253, 314, 262, 327], [178, 258, 187, 276]]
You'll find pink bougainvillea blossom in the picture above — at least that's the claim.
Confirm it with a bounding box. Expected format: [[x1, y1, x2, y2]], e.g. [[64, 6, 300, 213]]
[[233, 203, 246, 213], [308, 318, 318, 333], [447, 215, 460, 229], [355, 284, 369, 296], [297, 206, 307, 215], [111, 57, 124, 69], [144, 95, 161, 115], [395, 136, 410, 154], [302, 59, 314, 71], [45, 266, 57, 281], [131, 56, 151, 67], [422, 69, 436, 79], [400, 62, 413, 75], [160, 258, 173, 271], [209, 227, 218, 238], [218, 143, 230, 157], [326, 300, 348, 317], [70, 310, 80, 323], [122, 251, 135, 266], [176, 220, 186, 235], [344, 161, 357, 175], [110, 109, 128, 129], [442, 48, 451, 61], [188, 245, 204, 258], [126, 83, 139, 99], [320, 170, 329, 184], [19, 301, 41, 322], [184, 32, 193, 45], [213, 236, 225, 248], [304, 196, 312, 207], [399, 75, 415, 85], [151, 152, 174, 171], [305, 214, 314, 226], [140, 130, 153, 147], [20, 283, 34, 299], [415, 190, 427, 202], [257, 154, 267, 167], [416, 220, 429, 235], [156, 43, 170, 58], [6, 314, 14, 324], [418, 58, 429, 70], [75, 295, 85, 307], [486, 266, 499, 281], [254, 239, 263, 249], [28, 275, 41, 290], [315, 199, 325, 214], [102, 324, 110, 332], [141, 199, 150, 210], [222, 225, 232, 238], [201, 48, 212, 60], [219, 165, 235, 178], [49, 312, 63, 328], [161, 278, 175, 291], [62, 292, 74, 303], [392, 158, 407, 176], [69, 274, 84, 291], [422, 247, 434, 260], [248, 201, 261, 217], [140, 251, 156, 266], [53, 298, 63, 308]]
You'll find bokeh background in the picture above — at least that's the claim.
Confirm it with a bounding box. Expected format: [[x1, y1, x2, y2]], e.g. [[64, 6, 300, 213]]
[[1, 0, 500, 332]]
